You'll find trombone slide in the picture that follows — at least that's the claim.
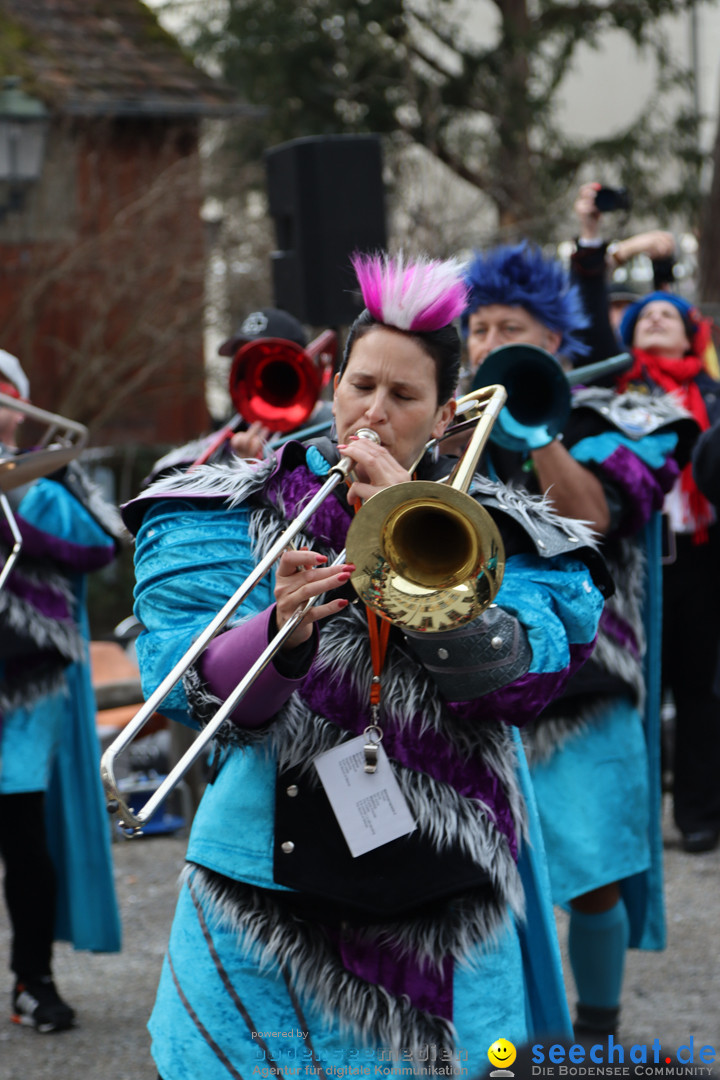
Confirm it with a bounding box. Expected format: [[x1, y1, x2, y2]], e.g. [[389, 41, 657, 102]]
[[101, 437, 379, 833], [105, 553, 347, 834], [0, 492, 22, 591]]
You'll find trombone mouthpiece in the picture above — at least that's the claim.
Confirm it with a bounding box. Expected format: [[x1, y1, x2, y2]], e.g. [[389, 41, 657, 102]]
[[355, 428, 381, 444]]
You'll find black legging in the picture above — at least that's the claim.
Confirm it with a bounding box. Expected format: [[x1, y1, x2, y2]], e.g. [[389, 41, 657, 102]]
[[0, 791, 57, 979], [663, 527, 720, 835]]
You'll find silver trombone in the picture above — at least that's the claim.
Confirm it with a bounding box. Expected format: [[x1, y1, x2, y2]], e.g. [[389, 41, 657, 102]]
[[101, 427, 382, 835], [0, 393, 89, 589], [0, 492, 22, 591], [101, 386, 508, 835]]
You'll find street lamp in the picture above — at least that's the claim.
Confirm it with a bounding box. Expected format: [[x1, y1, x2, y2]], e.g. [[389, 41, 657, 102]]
[[0, 77, 49, 221]]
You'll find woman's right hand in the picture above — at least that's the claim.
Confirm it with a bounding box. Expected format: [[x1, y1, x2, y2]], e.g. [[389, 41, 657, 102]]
[[274, 548, 355, 650]]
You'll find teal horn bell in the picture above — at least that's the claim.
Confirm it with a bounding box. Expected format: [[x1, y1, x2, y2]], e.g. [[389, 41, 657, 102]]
[[471, 344, 632, 451]]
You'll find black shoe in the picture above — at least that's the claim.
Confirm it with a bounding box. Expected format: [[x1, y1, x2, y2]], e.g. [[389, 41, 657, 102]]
[[11, 976, 76, 1033], [681, 830, 719, 854], [574, 1003, 620, 1037]]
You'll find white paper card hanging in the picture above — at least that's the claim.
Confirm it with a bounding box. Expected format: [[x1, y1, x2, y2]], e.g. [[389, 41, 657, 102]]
[[313, 735, 416, 857]]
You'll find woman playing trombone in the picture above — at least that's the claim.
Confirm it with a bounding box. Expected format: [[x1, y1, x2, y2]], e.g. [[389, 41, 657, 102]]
[[123, 253, 608, 1079]]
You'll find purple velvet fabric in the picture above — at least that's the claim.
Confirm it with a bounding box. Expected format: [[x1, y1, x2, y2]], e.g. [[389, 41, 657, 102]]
[[599, 445, 673, 539], [3, 570, 73, 621], [200, 607, 317, 727], [655, 458, 680, 494], [266, 463, 352, 552], [328, 926, 454, 1021], [0, 514, 113, 572], [470, 639, 596, 726]]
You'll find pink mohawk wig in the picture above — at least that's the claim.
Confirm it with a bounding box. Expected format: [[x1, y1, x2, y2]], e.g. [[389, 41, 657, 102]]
[[351, 251, 468, 332]]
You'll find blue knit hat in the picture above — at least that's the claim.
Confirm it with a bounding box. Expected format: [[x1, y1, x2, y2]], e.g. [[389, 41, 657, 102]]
[[619, 291, 697, 349], [462, 243, 590, 358]]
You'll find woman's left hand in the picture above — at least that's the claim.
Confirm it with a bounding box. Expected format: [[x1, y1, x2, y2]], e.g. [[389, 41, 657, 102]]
[[338, 436, 412, 507]]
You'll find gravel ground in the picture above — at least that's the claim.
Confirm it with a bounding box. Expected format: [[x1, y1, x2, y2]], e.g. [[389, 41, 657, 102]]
[[0, 798, 718, 1079]]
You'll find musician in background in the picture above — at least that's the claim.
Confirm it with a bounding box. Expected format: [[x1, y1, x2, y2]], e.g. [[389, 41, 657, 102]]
[[616, 293, 720, 856], [569, 185, 720, 857], [0, 350, 123, 1032], [462, 243, 695, 1037], [217, 307, 310, 459], [122, 252, 609, 1078], [147, 307, 333, 483]]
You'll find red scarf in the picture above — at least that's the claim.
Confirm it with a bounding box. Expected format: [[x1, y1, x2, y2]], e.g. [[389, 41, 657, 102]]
[[617, 349, 713, 542]]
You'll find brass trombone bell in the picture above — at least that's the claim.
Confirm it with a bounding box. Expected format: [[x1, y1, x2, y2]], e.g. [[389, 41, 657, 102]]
[[346, 482, 503, 632], [346, 385, 507, 632]]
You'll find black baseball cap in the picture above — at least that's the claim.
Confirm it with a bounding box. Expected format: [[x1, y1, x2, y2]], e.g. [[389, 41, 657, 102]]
[[218, 308, 308, 356]]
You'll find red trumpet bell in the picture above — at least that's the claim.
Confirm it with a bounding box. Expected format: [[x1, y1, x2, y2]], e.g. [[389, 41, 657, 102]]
[[229, 332, 335, 434]]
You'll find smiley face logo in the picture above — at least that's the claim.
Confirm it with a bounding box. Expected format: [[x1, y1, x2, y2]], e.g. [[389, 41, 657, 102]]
[[488, 1039, 517, 1071]]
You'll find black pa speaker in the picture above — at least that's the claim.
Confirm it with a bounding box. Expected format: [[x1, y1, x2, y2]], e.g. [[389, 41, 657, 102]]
[[265, 134, 387, 326]]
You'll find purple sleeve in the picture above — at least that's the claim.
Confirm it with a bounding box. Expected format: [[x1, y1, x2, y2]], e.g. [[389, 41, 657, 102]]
[[199, 606, 318, 728], [600, 444, 677, 538]]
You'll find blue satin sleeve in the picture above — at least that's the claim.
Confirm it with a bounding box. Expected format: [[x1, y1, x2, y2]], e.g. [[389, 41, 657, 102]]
[[16, 478, 117, 566], [570, 430, 677, 469], [494, 553, 603, 675], [133, 499, 275, 724]]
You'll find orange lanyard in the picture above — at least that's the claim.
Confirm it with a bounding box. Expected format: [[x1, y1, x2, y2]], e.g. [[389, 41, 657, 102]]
[[347, 483, 393, 771], [366, 606, 391, 709], [364, 607, 390, 773]]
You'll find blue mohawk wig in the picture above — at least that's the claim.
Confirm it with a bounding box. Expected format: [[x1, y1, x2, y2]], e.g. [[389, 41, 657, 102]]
[[462, 242, 590, 358]]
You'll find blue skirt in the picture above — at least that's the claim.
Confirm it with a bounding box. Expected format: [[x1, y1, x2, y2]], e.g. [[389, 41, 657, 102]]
[[149, 873, 534, 1080], [529, 697, 651, 906], [0, 687, 67, 794]]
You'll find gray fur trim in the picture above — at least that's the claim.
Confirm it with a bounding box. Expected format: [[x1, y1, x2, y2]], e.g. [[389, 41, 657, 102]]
[[188, 674, 528, 929], [0, 667, 66, 713], [142, 454, 278, 510], [62, 460, 128, 544], [0, 575, 83, 663], [592, 540, 646, 706], [182, 663, 218, 727], [469, 472, 601, 551], [0, 551, 75, 603], [523, 703, 595, 767], [188, 866, 462, 1065], [182, 663, 259, 749]]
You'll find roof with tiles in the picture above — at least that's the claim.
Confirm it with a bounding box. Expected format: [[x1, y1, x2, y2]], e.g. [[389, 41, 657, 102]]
[[0, 0, 248, 118]]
